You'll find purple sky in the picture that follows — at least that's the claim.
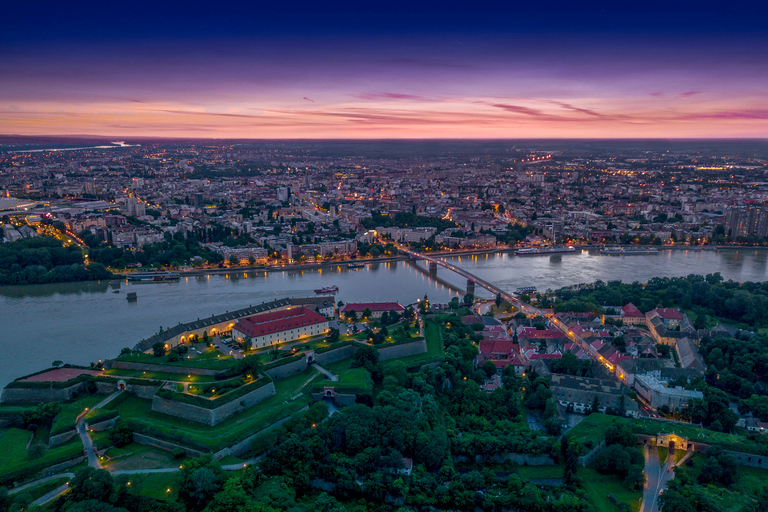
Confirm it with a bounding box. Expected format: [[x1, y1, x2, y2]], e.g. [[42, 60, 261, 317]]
[[1, 2, 767, 138]]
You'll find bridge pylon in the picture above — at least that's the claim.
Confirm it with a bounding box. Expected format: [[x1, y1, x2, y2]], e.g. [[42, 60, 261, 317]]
[[429, 261, 437, 277], [466, 279, 475, 297]]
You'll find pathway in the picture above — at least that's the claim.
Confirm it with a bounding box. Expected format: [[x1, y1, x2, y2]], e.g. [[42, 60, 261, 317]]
[[76, 390, 124, 470], [312, 363, 338, 382], [8, 473, 75, 495]]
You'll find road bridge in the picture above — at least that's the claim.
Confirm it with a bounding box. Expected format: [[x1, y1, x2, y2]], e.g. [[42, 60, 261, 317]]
[[398, 246, 615, 374]]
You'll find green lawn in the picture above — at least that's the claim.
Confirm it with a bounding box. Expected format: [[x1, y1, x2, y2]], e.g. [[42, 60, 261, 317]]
[[103, 368, 214, 383], [0, 428, 84, 484], [110, 369, 316, 452], [513, 465, 564, 480], [115, 348, 236, 370], [124, 472, 181, 501], [567, 414, 767, 456], [580, 467, 642, 512], [337, 368, 371, 388], [658, 446, 668, 466], [51, 395, 104, 435], [380, 320, 443, 367]]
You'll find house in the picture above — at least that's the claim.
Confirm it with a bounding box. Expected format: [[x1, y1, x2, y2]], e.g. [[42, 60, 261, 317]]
[[621, 303, 646, 325], [340, 302, 405, 319], [646, 308, 683, 329], [232, 307, 329, 349], [477, 338, 526, 375]]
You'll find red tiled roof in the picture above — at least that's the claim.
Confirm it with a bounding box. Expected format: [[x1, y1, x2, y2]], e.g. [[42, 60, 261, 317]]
[[234, 307, 327, 338], [520, 329, 565, 340], [341, 302, 404, 313], [622, 303, 644, 318], [650, 308, 683, 320]]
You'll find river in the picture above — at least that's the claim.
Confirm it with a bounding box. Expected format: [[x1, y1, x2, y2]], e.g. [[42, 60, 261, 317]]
[[1, 248, 767, 391]]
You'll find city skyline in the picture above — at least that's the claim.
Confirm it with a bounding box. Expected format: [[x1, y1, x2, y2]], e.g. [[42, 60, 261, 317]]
[[2, 1, 767, 139]]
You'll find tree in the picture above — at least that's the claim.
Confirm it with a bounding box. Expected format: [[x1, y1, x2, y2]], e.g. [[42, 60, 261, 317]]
[[351, 344, 379, 370], [362, 308, 372, 320], [482, 360, 497, 378], [495, 293, 503, 307], [463, 292, 474, 305], [69, 467, 114, 503], [698, 447, 737, 486], [591, 395, 601, 413], [109, 421, 133, 448], [52, 360, 63, 367], [152, 341, 165, 357], [179, 466, 223, 512]]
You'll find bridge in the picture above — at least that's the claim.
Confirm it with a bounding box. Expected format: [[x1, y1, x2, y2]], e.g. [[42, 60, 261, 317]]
[[398, 246, 615, 373], [397, 246, 538, 315]]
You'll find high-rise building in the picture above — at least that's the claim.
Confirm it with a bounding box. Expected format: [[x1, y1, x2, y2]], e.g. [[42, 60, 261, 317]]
[[125, 197, 145, 217], [725, 206, 768, 238]]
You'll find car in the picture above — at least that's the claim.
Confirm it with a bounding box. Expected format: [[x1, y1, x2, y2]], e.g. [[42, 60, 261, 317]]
[[659, 490, 664, 496], [666, 467, 671, 473]]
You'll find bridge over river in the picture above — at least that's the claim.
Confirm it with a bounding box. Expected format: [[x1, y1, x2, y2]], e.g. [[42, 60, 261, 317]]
[[398, 246, 616, 373]]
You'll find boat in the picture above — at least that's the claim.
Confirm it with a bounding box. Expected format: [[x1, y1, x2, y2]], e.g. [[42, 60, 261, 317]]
[[347, 262, 365, 269], [126, 272, 181, 283], [600, 246, 660, 255], [515, 246, 576, 256], [516, 286, 537, 294], [126, 292, 137, 301], [314, 285, 339, 294]]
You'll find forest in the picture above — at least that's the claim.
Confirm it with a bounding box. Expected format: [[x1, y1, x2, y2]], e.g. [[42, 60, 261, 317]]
[[0, 236, 111, 285]]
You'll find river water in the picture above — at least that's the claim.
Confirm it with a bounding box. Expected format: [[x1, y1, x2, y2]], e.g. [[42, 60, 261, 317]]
[[1, 248, 767, 391]]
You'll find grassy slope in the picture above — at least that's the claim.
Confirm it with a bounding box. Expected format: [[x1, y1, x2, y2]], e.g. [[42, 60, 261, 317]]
[[0, 428, 84, 483], [50, 395, 104, 435], [567, 413, 766, 455], [110, 369, 315, 451]]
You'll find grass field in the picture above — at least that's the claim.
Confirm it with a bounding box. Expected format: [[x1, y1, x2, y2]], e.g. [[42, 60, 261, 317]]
[[580, 467, 642, 512], [124, 472, 182, 501], [567, 413, 767, 455], [513, 465, 564, 480], [0, 428, 84, 484], [658, 446, 668, 466], [50, 394, 104, 435], [381, 320, 443, 367], [104, 368, 215, 383], [116, 347, 236, 370], [109, 368, 316, 452]]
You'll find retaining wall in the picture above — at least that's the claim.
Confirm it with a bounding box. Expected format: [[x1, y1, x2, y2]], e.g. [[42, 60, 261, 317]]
[[43, 456, 87, 476], [378, 338, 427, 361], [87, 416, 119, 432], [314, 344, 356, 365], [132, 433, 206, 458], [48, 430, 78, 448], [578, 440, 606, 467], [1, 383, 85, 404], [109, 360, 219, 376], [151, 381, 277, 426], [264, 358, 307, 380]]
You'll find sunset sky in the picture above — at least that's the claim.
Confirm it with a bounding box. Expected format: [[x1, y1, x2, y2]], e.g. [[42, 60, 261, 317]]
[[2, 1, 767, 138]]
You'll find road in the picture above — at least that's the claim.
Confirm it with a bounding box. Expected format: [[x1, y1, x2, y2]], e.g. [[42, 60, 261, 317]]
[[641, 446, 676, 512]]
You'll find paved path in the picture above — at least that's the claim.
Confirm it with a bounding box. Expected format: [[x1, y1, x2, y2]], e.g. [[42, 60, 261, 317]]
[[76, 390, 123, 469], [8, 473, 75, 495], [32, 483, 70, 507], [312, 363, 338, 382]]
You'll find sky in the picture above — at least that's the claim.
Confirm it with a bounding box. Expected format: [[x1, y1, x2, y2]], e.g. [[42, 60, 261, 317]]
[[1, 0, 767, 139]]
